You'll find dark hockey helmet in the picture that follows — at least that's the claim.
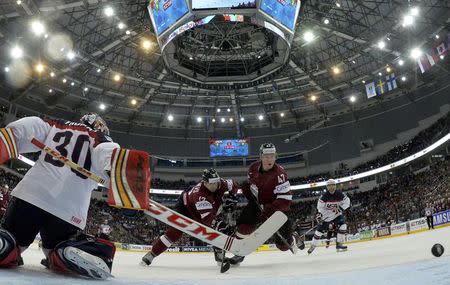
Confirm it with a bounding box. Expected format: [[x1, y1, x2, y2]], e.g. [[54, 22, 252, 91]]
[[259, 142, 277, 155], [80, 113, 110, 135], [202, 168, 220, 184]]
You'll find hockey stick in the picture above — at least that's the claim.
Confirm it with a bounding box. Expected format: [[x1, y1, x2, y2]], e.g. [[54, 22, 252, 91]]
[[30, 137, 287, 256], [250, 194, 296, 254]]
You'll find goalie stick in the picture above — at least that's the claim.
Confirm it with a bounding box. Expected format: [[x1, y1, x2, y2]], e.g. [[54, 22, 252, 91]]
[[30, 137, 287, 256]]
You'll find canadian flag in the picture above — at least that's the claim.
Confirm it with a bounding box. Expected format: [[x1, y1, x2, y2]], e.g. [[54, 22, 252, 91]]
[[436, 42, 447, 55]]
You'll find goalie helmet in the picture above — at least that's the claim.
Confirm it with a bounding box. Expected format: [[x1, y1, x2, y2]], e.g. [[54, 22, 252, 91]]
[[202, 168, 220, 184], [259, 142, 276, 155], [80, 113, 110, 135]]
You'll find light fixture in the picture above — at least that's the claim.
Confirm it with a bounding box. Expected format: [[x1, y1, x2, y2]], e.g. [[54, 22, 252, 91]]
[[31, 20, 45, 36], [70, 82, 75, 86], [220, 117, 225, 123], [324, 18, 330, 25], [35, 63, 45, 73], [303, 30, 314, 42], [104, 6, 114, 17], [142, 40, 152, 50], [118, 22, 125, 29], [352, 60, 356, 64], [84, 87, 89, 92], [350, 96, 356, 103], [96, 68, 101, 73], [378, 72, 382, 76], [435, 34, 440, 39], [66, 50, 75, 60], [125, 30, 131, 35], [280, 112, 285, 117], [212, 118, 216, 123], [258, 115, 264, 121], [99, 103, 106, 110], [48, 89, 53, 93], [440, 55, 445, 60], [50, 71, 55, 77], [398, 59, 404, 66], [377, 40, 386, 50], [16, 0, 22, 4], [401, 76, 406, 81], [131, 99, 137, 105], [332, 66, 340, 74], [410, 7, 419, 16], [336, 2, 341, 8], [229, 117, 234, 122], [386, 66, 391, 73], [4, 67, 10, 73], [62, 78, 67, 83], [362, 80, 366, 84], [227, 108, 231, 112], [410, 48, 422, 59], [10, 45, 23, 59], [197, 117, 202, 123], [217, 108, 221, 113], [167, 114, 174, 121], [113, 74, 121, 82], [240, 117, 244, 122], [189, 56, 193, 60], [44, 34, 48, 39], [402, 15, 414, 27]]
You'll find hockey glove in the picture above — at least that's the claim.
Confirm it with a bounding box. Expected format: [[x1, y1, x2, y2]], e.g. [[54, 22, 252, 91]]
[[222, 193, 238, 212], [315, 212, 323, 225]]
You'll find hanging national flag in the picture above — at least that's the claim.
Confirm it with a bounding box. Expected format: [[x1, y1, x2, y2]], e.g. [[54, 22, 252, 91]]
[[436, 42, 447, 55], [425, 49, 439, 66], [376, 79, 387, 95], [417, 55, 431, 73], [365, 82, 377, 98], [385, 73, 397, 91]]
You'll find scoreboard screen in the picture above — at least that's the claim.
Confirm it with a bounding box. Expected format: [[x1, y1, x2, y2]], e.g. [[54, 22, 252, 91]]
[[260, 0, 301, 32], [210, 138, 249, 157], [148, 0, 189, 35], [192, 0, 256, 10]]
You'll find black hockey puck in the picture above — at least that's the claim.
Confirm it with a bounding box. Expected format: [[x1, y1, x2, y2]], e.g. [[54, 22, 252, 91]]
[[431, 243, 444, 257]]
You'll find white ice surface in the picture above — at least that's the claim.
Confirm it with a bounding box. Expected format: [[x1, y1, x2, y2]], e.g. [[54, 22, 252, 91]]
[[1, 227, 449, 285]]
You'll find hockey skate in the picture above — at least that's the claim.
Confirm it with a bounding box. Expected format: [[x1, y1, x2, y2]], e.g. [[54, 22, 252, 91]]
[[325, 240, 330, 249], [63, 246, 113, 279], [140, 252, 155, 266], [293, 231, 305, 250], [225, 255, 245, 266], [336, 242, 347, 252], [307, 245, 316, 254]]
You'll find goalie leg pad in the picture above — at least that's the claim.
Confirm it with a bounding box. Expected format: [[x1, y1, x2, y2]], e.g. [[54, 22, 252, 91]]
[[0, 128, 18, 164], [109, 148, 151, 210], [0, 229, 22, 267], [48, 236, 116, 279]]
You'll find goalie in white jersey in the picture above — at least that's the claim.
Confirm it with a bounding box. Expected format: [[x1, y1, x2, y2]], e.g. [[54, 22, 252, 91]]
[[0, 114, 151, 279], [308, 179, 350, 254]]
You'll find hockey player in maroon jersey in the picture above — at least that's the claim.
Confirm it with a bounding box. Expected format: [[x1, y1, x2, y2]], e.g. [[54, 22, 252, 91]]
[[140, 168, 238, 266], [227, 143, 304, 265]]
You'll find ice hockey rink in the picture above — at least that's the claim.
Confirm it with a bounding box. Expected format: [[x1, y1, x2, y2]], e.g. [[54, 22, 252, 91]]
[[1, 226, 449, 285]]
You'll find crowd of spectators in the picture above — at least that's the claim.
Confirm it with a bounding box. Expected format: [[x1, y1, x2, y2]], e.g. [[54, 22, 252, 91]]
[[151, 112, 449, 189]]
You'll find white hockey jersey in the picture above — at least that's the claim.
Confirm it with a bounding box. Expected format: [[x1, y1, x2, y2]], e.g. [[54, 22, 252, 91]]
[[317, 190, 351, 222], [7, 116, 119, 229]]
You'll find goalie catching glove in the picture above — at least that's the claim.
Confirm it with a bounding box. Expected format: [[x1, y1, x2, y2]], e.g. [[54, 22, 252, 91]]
[[108, 148, 151, 210]]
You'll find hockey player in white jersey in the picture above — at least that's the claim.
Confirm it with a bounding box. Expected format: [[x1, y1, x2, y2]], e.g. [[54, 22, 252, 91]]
[[0, 114, 150, 279], [308, 179, 350, 254]]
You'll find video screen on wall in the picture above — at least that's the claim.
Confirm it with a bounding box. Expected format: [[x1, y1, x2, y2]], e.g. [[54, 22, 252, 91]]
[[210, 138, 249, 157], [148, 0, 189, 35], [192, 0, 256, 10], [260, 0, 301, 31]]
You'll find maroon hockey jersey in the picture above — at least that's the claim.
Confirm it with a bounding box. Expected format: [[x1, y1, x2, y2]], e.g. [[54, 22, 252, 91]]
[[242, 161, 292, 214], [182, 178, 238, 227]]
